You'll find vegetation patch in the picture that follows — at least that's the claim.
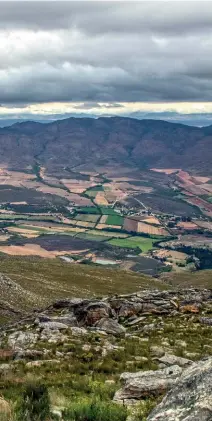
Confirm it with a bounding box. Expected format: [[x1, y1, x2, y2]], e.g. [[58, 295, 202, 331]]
[[105, 215, 124, 226], [108, 236, 155, 252]]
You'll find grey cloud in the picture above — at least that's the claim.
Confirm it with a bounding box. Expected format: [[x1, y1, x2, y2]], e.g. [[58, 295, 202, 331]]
[[0, 1, 212, 104], [0, 1, 212, 36]]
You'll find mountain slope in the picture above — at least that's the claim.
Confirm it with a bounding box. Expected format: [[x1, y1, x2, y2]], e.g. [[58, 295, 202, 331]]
[[0, 117, 211, 173]]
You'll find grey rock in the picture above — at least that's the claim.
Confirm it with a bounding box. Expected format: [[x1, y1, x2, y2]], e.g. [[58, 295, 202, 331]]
[[199, 317, 212, 326], [156, 353, 192, 368], [0, 364, 13, 374], [95, 318, 126, 335], [150, 346, 165, 358], [114, 365, 182, 402], [51, 315, 78, 326], [70, 327, 87, 336], [14, 349, 43, 360], [147, 357, 212, 421], [39, 322, 69, 330], [26, 359, 60, 368], [8, 331, 38, 349], [127, 316, 146, 326]]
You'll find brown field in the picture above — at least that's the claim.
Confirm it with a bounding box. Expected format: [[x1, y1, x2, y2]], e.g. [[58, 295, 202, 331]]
[[0, 169, 94, 206], [123, 217, 138, 232], [151, 168, 180, 174], [96, 223, 121, 230], [185, 196, 212, 213], [61, 178, 97, 194], [99, 215, 108, 224], [7, 227, 40, 238], [195, 220, 212, 231], [142, 216, 161, 225], [200, 184, 212, 193], [94, 192, 109, 206], [14, 223, 86, 233], [0, 209, 15, 214], [57, 219, 95, 228], [0, 244, 89, 258], [192, 176, 211, 184], [0, 235, 10, 242], [177, 221, 198, 230], [153, 249, 188, 260], [124, 217, 168, 236], [137, 221, 169, 236]]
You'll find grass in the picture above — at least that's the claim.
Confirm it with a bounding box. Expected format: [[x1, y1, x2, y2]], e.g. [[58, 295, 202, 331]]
[[105, 215, 124, 226], [99, 208, 120, 216], [74, 214, 100, 223], [89, 230, 129, 238], [108, 236, 155, 252], [165, 270, 212, 289], [0, 255, 168, 317], [2, 300, 212, 419]]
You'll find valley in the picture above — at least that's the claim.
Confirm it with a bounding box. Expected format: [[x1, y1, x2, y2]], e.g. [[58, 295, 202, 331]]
[[0, 157, 210, 277]]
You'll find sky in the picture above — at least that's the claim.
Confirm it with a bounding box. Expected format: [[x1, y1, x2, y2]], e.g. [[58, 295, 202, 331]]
[[1, 1, 212, 122]]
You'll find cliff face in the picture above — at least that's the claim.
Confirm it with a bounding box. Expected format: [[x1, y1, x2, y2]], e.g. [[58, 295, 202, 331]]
[[0, 117, 211, 173]]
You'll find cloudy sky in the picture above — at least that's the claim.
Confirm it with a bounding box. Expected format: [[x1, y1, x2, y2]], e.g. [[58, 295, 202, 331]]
[[1, 1, 212, 122]]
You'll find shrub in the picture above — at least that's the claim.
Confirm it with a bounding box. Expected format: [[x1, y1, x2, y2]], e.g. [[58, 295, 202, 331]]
[[15, 383, 50, 421], [63, 399, 127, 421]]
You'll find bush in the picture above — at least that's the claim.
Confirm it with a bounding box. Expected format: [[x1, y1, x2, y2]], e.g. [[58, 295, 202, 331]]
[[15, 383, 50, 421], [63, 399, 127, 421]]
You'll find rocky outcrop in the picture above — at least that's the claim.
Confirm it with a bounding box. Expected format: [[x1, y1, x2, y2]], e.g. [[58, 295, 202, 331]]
[[114, 365, 182, 402], [94, 318, 126, 335], [147, 357, 212, 421], [1, 288, 212, 336]]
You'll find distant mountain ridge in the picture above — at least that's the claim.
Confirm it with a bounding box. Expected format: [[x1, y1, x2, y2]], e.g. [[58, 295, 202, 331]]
[[0, 116, 211, 174]]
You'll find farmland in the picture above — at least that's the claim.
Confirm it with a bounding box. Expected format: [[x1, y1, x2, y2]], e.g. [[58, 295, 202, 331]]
[[108, 236, 155, 252], [0, 165, 210, 276]]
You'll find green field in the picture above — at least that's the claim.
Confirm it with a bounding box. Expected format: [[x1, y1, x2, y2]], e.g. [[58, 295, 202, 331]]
[[0, 213, 59, 222], [76, 206, 100, 214], [90, 229, 129, 238], [106, 215, 124, 226], [108, 236, 155, 252], [74, 213, 100, 222], [99, 207, 121, 216], [86, 185, 104, 197]]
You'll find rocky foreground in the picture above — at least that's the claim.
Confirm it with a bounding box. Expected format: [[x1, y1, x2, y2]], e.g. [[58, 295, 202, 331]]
[[1, 288, 212, 420]]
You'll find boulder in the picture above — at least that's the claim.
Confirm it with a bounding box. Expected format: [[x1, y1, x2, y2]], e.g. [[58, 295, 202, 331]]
[[147, 357, 212, 421], [75, 301, 114, 326], [95, 318, 126, 335], [199, 317, 212, 326], [70, 327, 88, 336], [0, 364, 14, 374], [118, 301, 143, 318], [14, 349, 44, 360], [156, 353, 192, 368], [26, 359, 60, 368], [0, 397, 11, 419], [114, 365, 182, 402], [150, 346, 165, 358], [8, 331, 38, 349]]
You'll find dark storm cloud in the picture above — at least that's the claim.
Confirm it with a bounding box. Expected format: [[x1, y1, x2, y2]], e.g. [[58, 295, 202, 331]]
[[1, 1, 212, 104]]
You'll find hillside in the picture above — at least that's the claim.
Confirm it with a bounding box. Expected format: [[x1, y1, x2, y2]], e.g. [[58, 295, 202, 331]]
[[1, 284, 212, 420], [0, 117, 211, 174]]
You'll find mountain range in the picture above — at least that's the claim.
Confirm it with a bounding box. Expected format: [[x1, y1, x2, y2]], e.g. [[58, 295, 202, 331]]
[[0, 116, 211, 174]]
